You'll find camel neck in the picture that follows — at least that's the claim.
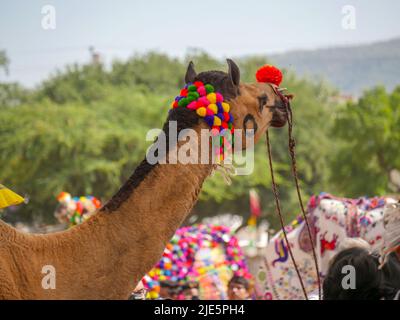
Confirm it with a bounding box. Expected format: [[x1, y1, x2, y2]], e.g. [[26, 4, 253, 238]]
[[92, 121, 215, 296]]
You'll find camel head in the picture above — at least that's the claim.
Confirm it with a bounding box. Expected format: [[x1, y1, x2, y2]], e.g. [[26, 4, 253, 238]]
[[183, 59, 290, 147]]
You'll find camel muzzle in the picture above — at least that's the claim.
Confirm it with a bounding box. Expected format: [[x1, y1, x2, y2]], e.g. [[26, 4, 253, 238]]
[[270, 103, 288, 127]]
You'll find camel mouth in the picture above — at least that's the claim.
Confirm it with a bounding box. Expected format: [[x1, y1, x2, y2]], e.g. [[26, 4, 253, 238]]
[[270, 107, 287, 127]]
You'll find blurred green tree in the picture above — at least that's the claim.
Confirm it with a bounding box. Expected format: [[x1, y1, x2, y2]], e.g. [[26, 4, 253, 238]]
[[330, 86, 400, 197]]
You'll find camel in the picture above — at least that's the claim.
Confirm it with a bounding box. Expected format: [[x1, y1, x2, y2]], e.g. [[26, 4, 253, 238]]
[[0, 59, 288, 299]]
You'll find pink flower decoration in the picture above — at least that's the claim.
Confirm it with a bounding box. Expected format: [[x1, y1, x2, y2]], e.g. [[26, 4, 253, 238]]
[[187, 101, 198, 110], [197, 86, 206, 96]]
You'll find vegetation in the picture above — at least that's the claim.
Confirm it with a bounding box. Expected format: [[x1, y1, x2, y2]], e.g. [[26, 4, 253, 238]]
[[0, 49, 398, 227]]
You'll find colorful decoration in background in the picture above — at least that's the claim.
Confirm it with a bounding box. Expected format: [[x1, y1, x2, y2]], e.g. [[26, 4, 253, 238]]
[[170, 81, 234, 161], [257, 193, 396, 300], [143, 224, 251, 299], [55, 192, 101, 227], [247, 189, 261, 227], [0, 184, 25, 209]]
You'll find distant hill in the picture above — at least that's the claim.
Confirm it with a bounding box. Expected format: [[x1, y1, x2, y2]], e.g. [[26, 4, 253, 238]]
[[270, 38, 400, 96]]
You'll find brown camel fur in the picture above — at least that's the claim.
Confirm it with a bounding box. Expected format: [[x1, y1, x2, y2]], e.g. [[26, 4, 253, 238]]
[[0, 59, 288, 299]]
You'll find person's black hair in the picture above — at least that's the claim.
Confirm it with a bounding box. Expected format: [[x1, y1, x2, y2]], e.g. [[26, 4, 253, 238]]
[[228, 275, 250, 290], [323, 247, 400, 300]]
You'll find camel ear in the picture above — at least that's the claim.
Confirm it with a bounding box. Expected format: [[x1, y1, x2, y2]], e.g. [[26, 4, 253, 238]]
[[227, 58, 240, 87], [185, 61, 197, 83]]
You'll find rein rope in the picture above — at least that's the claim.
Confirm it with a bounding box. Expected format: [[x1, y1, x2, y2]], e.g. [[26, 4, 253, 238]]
[[265, 91, 322, 300]]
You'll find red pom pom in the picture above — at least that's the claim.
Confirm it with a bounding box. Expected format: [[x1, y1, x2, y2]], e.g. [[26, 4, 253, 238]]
[[196, 100, 204, 108], [255, 65, 283, 86], [180, 88, 188, 97], [194, 81, 203, 88], [223, 112, 230, 122]]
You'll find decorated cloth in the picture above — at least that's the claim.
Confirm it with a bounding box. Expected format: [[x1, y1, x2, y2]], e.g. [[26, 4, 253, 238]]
[[256, 193, 397, 300], [380, 202, 400, 266], [54, 192, 101, 226], [143, 224, 251, 299]]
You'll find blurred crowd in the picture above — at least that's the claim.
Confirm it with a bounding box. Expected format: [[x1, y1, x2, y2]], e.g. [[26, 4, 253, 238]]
[[129, 275, 254, 300]]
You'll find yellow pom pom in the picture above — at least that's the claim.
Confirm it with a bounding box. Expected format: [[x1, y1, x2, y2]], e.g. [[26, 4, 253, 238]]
[[213, 117, 222, 126], [222, 102, 230, 112], [196, 107, 207, 117], [208, 103, 218, 114], [207, 93, 217, 104]]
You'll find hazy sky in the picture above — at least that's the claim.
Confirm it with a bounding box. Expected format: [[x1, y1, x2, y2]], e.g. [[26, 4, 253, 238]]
[[1, 0, 400, 87]]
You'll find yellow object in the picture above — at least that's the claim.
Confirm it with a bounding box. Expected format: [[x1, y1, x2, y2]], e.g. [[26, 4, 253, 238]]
[[149, 291, 158, 299], [207, 93, 217, 104], [247, 216, 257, 226], [221, 102, 230, 112], [213, 117, 222, 126], [0, 184, 25, 209], [196, 107, 207, 117], [208, 103, 218, 114]]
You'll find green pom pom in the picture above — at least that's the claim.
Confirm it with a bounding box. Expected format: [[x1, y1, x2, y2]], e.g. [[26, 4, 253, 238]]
[[187, 95, 196, 103], [188, 85, 197, 92], [188, 92, 199, 100], [178, 98, 188, 107], [205, 84, 214, 94]]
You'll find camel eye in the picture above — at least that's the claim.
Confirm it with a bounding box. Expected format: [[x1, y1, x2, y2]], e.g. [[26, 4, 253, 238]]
[[258, 95, 268, 112]]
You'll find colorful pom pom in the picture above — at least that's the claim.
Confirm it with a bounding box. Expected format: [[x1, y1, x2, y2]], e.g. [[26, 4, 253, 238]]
[[204, 84, 214, 94], [207, 93, 217, 104], [188, 92, 199, 100], [198, 96, 210, 106], [178, 98, 188, 107], [196, 100, 204, 108], [194, 81, 203, 88], [206, 108, 214, 116], [188, 85, 197, 92], [223, 112, 230, 122], [196, 107, 207, 117], [187, 101, 198, 110], [221, 102, 230, 112], [213, 117, 222, 126], [255, 64, 283, 86], [204, 115, 215, 127], [216, 102, 223, 113], [208, 103, 218, 114], [197, 86, 206, 96], [180, 88, 188, 97]]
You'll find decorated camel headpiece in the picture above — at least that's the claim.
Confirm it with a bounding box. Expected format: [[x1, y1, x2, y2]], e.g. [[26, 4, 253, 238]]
[[169, 61, 289, 161]]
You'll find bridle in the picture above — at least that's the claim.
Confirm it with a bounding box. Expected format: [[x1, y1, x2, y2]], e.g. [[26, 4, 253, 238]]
[[265, 87, 322, 300]]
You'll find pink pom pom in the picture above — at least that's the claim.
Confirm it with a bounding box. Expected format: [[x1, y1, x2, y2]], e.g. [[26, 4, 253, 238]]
[[197, 86, 206, 96], [206, 108, 214, 116], [187, 101, 198, 110], [215, 92, 223, 102], [198, 96, 210, 106]]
